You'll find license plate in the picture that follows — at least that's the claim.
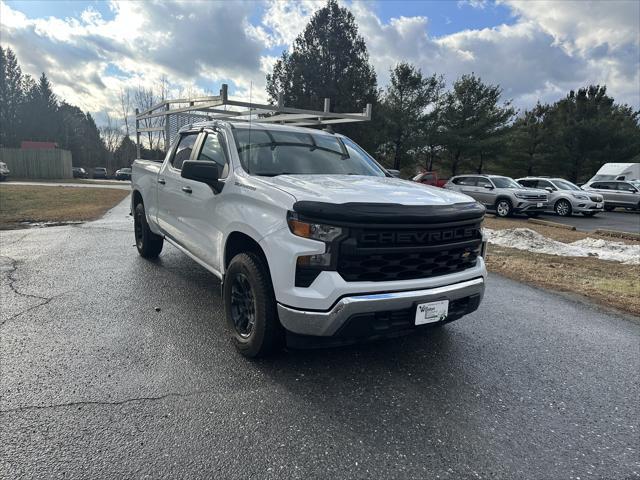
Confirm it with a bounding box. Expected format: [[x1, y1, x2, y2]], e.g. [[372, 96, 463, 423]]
[[596, 203, 603, 208], [415, 300, 449, 325], [537, 202, 544, 207]]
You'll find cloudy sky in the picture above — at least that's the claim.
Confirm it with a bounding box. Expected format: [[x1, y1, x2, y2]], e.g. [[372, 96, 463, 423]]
[[1, 0, 638, 125]]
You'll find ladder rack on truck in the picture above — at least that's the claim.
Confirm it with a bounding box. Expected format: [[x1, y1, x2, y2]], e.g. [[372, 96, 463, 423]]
[[134, 83, 372, 158]]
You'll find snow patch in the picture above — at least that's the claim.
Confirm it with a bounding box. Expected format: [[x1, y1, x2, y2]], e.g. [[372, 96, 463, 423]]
[[485, 228, 640, 265]]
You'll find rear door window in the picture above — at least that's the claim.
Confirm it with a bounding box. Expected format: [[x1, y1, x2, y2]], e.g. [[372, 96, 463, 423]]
[[454, 176, 476, 186], [171, 133, 199, 170]]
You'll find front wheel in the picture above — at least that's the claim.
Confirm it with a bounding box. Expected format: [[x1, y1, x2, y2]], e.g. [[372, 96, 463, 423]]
[[495, 199, 512, 218], [554, 199, 572, 217], [223, 253, 283, 358], [134, 202, 164, 258]]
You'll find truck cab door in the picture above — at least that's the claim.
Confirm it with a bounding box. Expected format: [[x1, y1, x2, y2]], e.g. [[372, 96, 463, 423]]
[[156, 131, 200, 246], [178, 130, 230, 270]]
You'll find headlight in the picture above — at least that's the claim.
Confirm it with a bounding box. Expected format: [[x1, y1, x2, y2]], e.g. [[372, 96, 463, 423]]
[[571, 193, 589, 200], [287, 213, 343, 242]]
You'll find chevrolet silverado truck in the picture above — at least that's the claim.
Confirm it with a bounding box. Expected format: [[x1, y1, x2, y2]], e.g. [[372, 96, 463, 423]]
[[131, 121, 487, 357]]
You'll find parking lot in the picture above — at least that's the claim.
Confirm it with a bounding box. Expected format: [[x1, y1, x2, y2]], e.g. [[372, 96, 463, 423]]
[[1, 196, 638, 479], [536, 210, 639, 234]]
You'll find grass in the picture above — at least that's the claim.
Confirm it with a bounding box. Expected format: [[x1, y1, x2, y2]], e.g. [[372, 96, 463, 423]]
[[7, 178, 129, 185], [484, 217, 640, 316], [0, 185, 129, 229]]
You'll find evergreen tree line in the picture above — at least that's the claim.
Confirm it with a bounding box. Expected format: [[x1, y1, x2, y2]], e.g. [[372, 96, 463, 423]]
[[2, 0, 639, 181], [0, 46, 143, 173], [267, 0, 640, 182]]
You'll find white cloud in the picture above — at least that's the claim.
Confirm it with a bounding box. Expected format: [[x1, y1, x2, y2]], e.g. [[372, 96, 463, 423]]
[[0, 0, 637, 127]]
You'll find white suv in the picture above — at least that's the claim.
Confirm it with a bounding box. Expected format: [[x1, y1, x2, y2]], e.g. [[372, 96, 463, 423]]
[[517, 177, 604, 217], [132, 121, 488, 357]]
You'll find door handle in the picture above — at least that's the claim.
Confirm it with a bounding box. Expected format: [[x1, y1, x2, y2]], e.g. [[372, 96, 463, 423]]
[[158, 178, 166, 185], [181, 186, 192, 194]]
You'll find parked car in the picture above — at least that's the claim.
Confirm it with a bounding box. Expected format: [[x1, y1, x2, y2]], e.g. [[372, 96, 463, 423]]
[[516, 177, 604, 217], [115, 167, 132, 181], [444, 174, 548, 217], [72, 167, 88, 179], [413, 171, 448, 188], [0, 162, 9, 181], [92, 167, 108, 179], [582, 180, 640, 211], [132, 122, 488, 357]]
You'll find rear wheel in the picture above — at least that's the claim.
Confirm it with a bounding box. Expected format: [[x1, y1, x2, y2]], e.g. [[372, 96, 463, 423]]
[[495, 199, 512, 218], [554, 199, 572, 217], [223, 252, 283, 357], [134, 202, 164, 258]]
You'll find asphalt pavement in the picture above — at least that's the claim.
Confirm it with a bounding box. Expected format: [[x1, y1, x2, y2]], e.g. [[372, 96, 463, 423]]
[[1, 197, 638, 479], [537, 210, 639, 234]]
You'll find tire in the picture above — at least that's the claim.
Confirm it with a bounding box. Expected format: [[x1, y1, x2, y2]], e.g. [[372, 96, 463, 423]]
[[582, 212, 597, 217], [495, 199, 512, 218], [604, 205, 615, 212], [223, 252, 283, 358], [554, 199, 572, 217], [134, 202, 164, 258]]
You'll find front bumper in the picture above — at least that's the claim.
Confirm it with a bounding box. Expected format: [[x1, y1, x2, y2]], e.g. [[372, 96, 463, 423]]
[[277, 277, 485, 337], [513, 200, 549, 213], [571, 200, 604, 213]]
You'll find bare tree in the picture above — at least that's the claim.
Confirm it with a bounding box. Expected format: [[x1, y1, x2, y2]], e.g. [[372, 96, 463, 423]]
[[119, 88, 131, 137], [99, 113, 123, 153], [134, 85, 157, 150]]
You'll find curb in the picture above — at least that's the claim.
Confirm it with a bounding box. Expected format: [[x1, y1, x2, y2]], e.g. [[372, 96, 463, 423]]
[[527, 218, 576, 230], [594, 229, 640, 241]]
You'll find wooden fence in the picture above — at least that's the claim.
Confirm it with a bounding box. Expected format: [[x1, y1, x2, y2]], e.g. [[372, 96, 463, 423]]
[[0, 148, 73, 179]]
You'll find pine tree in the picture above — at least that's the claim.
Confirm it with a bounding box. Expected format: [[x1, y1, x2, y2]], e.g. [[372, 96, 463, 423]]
[[380, 63, 442, 170], [0, 47, 25, 147], [265, 0, 377, 148]]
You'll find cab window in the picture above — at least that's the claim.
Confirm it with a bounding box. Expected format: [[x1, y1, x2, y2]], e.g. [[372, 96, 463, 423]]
[[171, 133, 199, 170], [198, 132, 230, 178], [617, 182, 637, 192]]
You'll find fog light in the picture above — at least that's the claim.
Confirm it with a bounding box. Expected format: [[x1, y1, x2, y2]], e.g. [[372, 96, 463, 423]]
[[297, 252, 331, 267]]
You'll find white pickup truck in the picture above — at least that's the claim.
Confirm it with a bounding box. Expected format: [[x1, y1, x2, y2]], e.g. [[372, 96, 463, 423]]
[[132, 121, 487, 357]]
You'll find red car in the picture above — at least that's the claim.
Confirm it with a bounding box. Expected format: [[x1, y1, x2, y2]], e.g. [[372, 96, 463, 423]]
[[413, 171, 447, 187]]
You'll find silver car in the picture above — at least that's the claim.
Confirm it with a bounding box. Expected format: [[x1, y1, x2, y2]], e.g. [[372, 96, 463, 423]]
[[582, 180, 640, 211], [444, 174, 548, 217], [517, 177, 604, 217]]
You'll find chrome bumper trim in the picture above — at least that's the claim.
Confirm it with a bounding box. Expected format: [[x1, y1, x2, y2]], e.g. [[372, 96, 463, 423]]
[[277, 277, 485, 337]]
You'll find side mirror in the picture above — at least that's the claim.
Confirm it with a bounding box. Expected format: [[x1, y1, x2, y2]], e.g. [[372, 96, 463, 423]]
[[545, 187, 554, 193], [181, 160, 222, 192], [483, 185, 494, 190]]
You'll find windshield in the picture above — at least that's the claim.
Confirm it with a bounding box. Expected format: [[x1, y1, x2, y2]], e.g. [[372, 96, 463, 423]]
[[491, 176, 521, 189], [234, 128, 385, 177], [553, 179, 581, 191]]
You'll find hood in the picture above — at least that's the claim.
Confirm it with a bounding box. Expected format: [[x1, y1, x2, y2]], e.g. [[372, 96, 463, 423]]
[[515, 187, 549, 196], [259, 174, 474, 206]]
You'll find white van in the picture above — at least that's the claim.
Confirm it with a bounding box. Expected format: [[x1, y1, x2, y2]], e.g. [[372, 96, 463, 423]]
[[587, 163, 640, 183]]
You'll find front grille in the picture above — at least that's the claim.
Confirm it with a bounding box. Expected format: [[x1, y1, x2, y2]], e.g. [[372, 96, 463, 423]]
[[519, 194, 547, 201], [337, 220, 483, 282]]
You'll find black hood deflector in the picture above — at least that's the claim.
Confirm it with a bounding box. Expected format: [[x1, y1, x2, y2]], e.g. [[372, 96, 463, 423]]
[[292, 201, 485, 224]]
